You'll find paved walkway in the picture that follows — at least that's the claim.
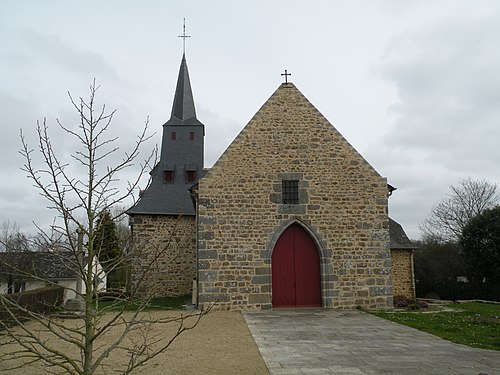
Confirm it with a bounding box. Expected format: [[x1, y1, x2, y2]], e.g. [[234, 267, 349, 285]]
[[243, 309, 500, 375]]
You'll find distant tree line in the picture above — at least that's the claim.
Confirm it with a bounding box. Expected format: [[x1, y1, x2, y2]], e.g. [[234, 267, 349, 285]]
[[0, 220, 32, 252], [416, 178, 500, 301]]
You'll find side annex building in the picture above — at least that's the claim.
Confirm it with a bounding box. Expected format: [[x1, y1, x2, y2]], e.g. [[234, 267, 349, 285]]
[[127, 53, 416, 311]]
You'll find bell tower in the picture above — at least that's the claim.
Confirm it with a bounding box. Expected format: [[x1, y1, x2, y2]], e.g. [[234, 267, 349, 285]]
[[127, 20, 203, 298], [128, 38, 204, 216]]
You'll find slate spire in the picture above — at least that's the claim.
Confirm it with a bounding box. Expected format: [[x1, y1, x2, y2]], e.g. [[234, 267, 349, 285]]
[[170, 53, 197, 122]]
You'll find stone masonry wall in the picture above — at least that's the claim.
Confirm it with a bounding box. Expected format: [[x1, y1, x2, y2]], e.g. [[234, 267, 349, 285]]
[[197, 83, 392, 311], [130, 214, 196, 297], [391, 249, 415, 298]]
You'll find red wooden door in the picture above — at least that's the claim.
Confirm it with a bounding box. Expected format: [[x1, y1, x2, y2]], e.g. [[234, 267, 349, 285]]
[[272, 224, 321, 307]]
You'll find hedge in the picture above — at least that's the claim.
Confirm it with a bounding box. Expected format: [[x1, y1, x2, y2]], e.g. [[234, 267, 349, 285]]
[[0, 286, 64, 327]]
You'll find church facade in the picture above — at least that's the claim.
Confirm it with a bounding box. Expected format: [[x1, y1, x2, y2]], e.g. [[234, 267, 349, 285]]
[[128, 53, 415, 310]]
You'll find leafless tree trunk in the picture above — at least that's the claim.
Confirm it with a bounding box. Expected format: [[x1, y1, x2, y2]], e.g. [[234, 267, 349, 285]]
[[420, 177, 499, 242], [0, 81, 208, 374]]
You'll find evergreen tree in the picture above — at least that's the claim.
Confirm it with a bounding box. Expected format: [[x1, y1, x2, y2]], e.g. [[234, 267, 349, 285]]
[[461, 206, 500, 286], [94, 210, 121, 287], [95, 210, 120, 268]]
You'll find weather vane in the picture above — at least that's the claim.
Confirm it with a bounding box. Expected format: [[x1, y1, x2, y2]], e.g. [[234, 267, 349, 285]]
[[178, 18, 191, 54], [281, 69, 291, 84]]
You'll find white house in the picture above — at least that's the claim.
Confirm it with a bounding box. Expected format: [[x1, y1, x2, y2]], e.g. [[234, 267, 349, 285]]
[[0, 251, 106, 303]]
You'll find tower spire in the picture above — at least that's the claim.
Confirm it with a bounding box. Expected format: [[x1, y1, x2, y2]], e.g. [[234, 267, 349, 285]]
[[170, 54, 196, 122], [178, 18, 191, 55], [169, 21, 196, 123]]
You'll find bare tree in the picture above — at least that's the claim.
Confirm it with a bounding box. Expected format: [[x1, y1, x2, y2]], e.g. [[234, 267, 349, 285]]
[[420, 177, 500, 242], [0, 81, 207, 374], [0, 220, 30, 252]]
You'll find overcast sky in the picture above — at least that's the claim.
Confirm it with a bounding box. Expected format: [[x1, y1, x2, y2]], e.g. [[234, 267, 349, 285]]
[[1, 0, 499, 239]]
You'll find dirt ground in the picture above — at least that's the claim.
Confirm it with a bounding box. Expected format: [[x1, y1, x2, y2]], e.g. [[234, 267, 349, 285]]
[[0, 310, 270, 375]]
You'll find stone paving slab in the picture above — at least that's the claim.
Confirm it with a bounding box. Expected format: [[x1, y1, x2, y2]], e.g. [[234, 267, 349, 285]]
[[244, 309, 500, 375]]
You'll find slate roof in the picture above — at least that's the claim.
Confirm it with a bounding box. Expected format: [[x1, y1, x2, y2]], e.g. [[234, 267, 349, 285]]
[[0, 251, 79, 280], [389, 218, 415, 250], [168, 53, 197, 124], [128, 180, 198, 216]]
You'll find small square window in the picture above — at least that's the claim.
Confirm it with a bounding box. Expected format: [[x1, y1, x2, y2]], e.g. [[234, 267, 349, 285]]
[[186, 171, 196, 182], [164, 171, 174, 183], [189, 131, 195, 141], [282, 180, 299, 204], [171, 132, 176, 140]]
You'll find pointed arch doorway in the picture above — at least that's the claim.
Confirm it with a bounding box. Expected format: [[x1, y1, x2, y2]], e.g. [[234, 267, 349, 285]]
[[272, 223, 322, 307]]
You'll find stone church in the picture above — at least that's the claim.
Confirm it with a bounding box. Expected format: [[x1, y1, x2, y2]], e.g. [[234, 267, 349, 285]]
[[127, 52, 415, 311]]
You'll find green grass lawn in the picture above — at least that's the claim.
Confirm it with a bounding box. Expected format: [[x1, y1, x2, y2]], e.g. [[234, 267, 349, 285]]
[[96, 295, 191, 311], [372, 302, 500, 351]]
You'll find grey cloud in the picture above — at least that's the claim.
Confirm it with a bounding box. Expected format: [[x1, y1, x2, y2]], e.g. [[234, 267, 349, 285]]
[[0, 93, 36, 173], [371, 17, 500, 238], [380, 20, 500, 164], [15, 28, 121, 81]]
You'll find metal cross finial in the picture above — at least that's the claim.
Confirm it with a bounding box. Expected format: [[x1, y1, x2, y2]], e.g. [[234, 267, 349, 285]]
[[281, 69, 291, 84], [178, 18, 191, 54]]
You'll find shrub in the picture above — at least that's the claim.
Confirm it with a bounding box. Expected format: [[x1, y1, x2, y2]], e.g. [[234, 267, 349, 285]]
[[394, 295, 429, 310], [418, 300, 429, 309], [0, 286, 64, 327], [394, 296, 411, 308]]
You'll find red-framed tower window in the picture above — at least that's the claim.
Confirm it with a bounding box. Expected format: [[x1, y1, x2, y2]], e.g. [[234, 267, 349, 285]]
[[164, 171, 174, 183], [185, 170, 196, 182]]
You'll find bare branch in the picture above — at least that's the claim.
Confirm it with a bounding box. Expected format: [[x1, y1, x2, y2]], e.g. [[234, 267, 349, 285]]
[[420, 177, 499, 242], [1, 81, 200, 375]]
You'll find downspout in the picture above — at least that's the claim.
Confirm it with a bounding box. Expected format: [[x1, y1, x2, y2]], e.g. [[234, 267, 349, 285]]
[[189, 183, 200, 307], [411, 249, 416, 298], [194, 197, 199, 307]]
